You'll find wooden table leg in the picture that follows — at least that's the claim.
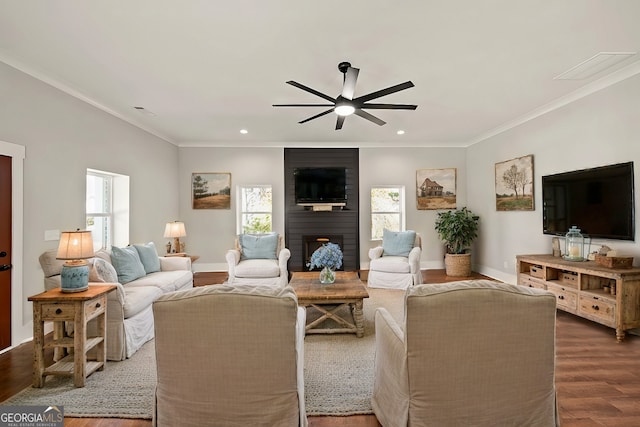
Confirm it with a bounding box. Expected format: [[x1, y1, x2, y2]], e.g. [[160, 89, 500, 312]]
[[352, 299, 365, 338], [73, 303, 86, 387], [32, 302, 45, 388]]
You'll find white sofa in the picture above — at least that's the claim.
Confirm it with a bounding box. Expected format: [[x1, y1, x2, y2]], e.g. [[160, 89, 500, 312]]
[[39, 247, 193, 361]]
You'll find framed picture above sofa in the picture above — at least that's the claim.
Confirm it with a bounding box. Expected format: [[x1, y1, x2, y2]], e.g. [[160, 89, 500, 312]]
[[192, 172, 231, 209]]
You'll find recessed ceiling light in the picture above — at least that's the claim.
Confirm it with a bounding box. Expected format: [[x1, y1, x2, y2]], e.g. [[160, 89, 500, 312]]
[[397, 130, 405, 135], [240, 129, 248, 134]]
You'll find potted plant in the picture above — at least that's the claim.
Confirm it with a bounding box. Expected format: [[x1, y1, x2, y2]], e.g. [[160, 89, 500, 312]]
[[434, 207, 480, 277]]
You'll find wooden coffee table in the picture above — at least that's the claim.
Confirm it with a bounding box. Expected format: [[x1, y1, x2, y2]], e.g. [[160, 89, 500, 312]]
[[290, 271, 369, 337]]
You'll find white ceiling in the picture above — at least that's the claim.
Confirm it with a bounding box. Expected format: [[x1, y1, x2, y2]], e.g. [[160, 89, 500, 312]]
[[1, 0, 639, 148]]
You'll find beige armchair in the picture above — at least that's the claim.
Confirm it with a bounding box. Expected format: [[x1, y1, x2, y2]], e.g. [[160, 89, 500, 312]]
[[372, 280, 559, 426], [368, 230, 422, 289], [152, 283, 307, 427], [226, 233, 290, 286]]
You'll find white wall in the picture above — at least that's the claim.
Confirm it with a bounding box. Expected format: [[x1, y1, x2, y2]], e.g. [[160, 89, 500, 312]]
[[178, 146, 468, 271], [0, 62, 180, 346], [359, 147, 467, 268], [178, 147, 285, 271], [467, 73, 640, 283]]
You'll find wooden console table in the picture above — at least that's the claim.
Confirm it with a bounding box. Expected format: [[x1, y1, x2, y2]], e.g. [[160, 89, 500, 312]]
[[29, 284, 116, 387], [516, 254, 640, 342]]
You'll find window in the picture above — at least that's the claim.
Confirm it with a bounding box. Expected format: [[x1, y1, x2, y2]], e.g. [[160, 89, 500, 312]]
[[86, 169, 129, 250], [371, 186, 405, 240], [237, 185, 272, 234]]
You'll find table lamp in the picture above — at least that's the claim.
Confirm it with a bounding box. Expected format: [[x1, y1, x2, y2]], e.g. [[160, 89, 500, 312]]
[[164, 221, 186, 253], [56, 229, 95, 292]]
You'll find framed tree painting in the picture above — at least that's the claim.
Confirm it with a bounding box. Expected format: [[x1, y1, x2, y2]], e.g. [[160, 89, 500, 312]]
[[192, 172, 231, 209], [416, 168, 457, 210], [495, 155, 534, 211]]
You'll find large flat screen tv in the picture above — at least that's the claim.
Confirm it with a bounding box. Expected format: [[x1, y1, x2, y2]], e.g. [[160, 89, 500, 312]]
[[294, 167, 347, 205], [542, 161, 635, 240]]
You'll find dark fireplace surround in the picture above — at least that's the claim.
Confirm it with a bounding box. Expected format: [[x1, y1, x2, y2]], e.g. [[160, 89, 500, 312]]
[[284, 148, 359, 272]]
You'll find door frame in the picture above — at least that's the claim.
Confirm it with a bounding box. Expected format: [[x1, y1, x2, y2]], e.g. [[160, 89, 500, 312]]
[[0, 140, 25, 352]]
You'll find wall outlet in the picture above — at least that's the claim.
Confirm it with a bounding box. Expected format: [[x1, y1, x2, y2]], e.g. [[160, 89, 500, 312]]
[[44, 229, 60, 241], [503, 260, 509, 269]]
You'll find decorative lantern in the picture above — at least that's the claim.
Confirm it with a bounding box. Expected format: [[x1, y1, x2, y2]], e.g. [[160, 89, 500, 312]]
[[564, 226, 590, 262]]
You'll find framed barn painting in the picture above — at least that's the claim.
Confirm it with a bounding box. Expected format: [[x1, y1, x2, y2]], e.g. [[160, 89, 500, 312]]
[[416, 168, 457, 210], [495, 155, 534, 211], [192, 173, 231, 209]]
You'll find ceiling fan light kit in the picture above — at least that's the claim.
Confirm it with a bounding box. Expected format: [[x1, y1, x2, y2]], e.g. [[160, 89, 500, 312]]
[[273, 61, 417, 130]]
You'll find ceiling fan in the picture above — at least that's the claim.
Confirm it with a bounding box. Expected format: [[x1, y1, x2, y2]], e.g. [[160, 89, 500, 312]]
[[273, 61, 417, 130]]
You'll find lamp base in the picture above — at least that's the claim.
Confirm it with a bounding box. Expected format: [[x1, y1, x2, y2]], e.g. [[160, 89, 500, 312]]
[[60, 260, 90, 293]]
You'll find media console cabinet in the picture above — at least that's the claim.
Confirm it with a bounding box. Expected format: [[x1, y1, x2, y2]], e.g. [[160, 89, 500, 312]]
[[516, 254, 640, 342]]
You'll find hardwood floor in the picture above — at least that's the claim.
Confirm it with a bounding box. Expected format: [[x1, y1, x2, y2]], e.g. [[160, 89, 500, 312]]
[[2, 269, 640, 426]]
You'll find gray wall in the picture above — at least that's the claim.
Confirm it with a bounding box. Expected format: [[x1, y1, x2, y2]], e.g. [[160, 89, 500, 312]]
[[467, 73, 640, 283], [0, 62, 180, 345]]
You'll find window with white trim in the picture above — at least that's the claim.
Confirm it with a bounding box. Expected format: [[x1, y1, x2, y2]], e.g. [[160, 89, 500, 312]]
[[371, 186, 405, 240], [86, 169, 129, 250], [237, 185, 272, 234]]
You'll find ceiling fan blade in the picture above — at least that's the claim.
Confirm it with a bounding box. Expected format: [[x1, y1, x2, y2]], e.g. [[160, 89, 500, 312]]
[[361, 103, 418, 110], [299, 108, 335, 124], [286, 81, 336, 103], [335, 115, 346, 130], [341, 67, 360, 100], [354, 81, 415, 103], [354, 109, 386, 126], [273, 104, 335, 107]]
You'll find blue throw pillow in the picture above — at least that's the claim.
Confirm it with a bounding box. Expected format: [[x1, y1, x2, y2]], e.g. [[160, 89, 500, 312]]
[[239, 233, 278, 260], [110, 246, 147, 284], [133, 242, 161, 274], [382, 229, 416, 257]]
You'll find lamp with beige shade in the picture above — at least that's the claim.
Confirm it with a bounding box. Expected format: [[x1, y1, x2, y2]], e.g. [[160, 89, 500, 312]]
[[56, 229, 95, 292], [164, 221, 186, 254]]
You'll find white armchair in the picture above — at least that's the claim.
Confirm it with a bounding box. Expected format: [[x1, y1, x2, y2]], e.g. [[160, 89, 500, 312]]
[[226, 233, 290, 286], [368, 230, 422, 289]]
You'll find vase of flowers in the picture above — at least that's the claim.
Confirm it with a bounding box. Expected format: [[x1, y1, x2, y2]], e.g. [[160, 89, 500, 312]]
[[307, 242, 343, 284]]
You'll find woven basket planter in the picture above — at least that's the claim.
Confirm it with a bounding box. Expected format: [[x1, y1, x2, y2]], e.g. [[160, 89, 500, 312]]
[[444, 253, 471, 277]]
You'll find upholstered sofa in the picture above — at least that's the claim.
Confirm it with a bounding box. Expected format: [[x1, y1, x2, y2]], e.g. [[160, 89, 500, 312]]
[[39, 243, 193, 361]]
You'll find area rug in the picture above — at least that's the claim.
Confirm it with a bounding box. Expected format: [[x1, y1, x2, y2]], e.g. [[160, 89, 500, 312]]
[[1, 339, 156, 418], [303, 287, 404, 416], [1, 287, 405, 419]]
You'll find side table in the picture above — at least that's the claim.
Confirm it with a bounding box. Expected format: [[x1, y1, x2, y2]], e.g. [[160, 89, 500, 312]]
[[165, 252, 200, 264], [28, 284, 116, 387]]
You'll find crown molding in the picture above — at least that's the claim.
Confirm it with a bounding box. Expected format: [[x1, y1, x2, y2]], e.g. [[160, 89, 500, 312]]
[[0, 51, 177, 146]]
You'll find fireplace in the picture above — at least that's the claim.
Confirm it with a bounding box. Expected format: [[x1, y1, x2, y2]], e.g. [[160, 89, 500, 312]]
[[303, 235, 344, 270]]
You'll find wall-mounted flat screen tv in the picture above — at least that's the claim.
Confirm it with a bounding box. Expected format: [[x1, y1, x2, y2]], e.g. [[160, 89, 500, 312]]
[[542, 161, 635, 240], [294, 167, 347, 204]]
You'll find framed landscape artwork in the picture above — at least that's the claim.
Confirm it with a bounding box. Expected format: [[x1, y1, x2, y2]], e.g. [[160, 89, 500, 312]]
[[495, 155, 534, 211], [192, 172, 231, 209], [416, 168, 457, 210]]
